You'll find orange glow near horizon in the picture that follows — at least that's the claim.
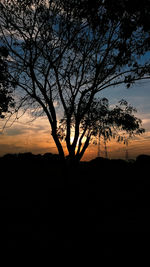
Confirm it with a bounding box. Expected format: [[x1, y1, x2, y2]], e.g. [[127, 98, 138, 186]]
[[0, 111, 150, 161]]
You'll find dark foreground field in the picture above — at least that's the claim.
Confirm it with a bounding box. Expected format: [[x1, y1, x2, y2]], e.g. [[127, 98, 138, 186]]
[[1, 152, 150, 252]]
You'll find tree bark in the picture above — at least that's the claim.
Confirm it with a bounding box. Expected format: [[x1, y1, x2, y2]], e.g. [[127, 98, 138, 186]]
[[104, 137, 108, 159], [76, 136, 90, 161], [52, 130, 65, 160]]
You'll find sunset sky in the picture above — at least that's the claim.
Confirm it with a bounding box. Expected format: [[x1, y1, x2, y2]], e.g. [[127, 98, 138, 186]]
[[0, 79, 150, 161]]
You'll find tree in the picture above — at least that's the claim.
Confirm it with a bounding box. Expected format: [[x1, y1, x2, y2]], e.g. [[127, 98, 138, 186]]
[[109, 99, 145, 159], [0, 46, 14, 118], [79, 97, 111, 158], [76, 98, 145, 158], [0, 0, 150, 161]]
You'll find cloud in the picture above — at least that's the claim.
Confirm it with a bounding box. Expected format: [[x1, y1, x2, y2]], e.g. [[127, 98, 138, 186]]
[[5, 127, 27, 136], [0, 143, 25, 156], [2, 115, 51, 137]]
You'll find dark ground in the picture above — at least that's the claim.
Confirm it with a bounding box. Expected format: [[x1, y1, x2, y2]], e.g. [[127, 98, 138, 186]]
[[0, 152, 150, 252]]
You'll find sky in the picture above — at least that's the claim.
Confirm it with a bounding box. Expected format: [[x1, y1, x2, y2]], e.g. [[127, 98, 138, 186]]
[[0, 79, 150, 161]]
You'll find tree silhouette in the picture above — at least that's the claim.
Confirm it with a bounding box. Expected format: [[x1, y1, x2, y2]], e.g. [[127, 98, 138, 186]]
[[0, 46, 14, 119], [110, 99, 145, 159], [0, 0, 150, 160], [74, 98, 145, 158]]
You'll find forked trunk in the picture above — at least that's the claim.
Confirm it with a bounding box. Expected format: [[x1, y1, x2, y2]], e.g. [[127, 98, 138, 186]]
[[52, 131, 65, 161]]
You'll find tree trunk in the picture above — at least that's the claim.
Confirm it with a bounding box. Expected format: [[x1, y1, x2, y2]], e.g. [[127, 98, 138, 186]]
[[97, 133, 101, 157], [104, 137, 108, 159], [52, 131, 65, 160], [125, 141, 129, 160], [76, 136, 90, 161]]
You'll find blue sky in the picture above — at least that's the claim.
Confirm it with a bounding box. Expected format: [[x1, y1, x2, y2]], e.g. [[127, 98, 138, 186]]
[[100, 79, 150, 119]]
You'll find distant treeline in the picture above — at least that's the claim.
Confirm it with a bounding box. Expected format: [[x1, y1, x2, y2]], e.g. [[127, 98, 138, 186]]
[[0, 152, 60, 161], [1, 151, 150, 182], [0, 151, 150, 165]]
